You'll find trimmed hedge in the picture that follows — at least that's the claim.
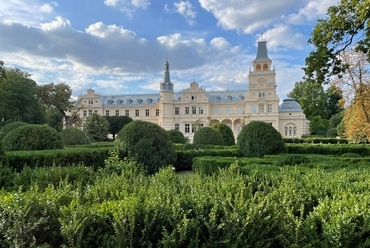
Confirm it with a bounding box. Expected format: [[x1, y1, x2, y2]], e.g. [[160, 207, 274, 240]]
[[211, 123, 235, 146], [193, 127, 224, 146], [5, 147, 117, 172], [3, 124, 63, 151], [0, 121, 28, 141], [60, 127, 91, 145], [167, 129, 187, 144], [287, 144, 370, 157]]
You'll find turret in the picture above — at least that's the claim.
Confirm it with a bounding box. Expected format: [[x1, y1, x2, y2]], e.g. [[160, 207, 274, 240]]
[[160, 58, 174, 92], [253, 40, 272, 72]]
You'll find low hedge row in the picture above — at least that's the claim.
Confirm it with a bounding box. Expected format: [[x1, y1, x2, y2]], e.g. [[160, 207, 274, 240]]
[[287, 144, 370, 156], [5, 148, 117, 172], [284, 138, 349, 144]]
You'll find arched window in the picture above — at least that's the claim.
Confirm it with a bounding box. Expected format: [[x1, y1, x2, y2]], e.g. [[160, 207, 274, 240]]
[[263, 64, 268, 71], [256, 64, 261, 71]]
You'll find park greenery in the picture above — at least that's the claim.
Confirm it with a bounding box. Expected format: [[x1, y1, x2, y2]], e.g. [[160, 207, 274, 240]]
[[0, 0, 370, 245]]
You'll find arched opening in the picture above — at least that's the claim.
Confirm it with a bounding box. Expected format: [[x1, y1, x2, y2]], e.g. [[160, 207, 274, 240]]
[[256, 64, 261, 71], [263, 64, 268, 71]]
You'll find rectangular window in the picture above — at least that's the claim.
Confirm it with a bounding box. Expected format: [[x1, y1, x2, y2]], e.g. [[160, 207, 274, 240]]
[[88, 110, 92, 116], [237, 107, 243, 114], [88, 100, 93, 104], [105, 110, 109, 116], [135, 109, 139, 116], [156, 109, 159, 116], [199, 106, 204, 114], [213, 107, 219, 115], [185, 107, 189, 115], [192, 106, 196, 114], [185, 124, 190, 133], [259, 92, 265, 97], [250, 104, 256, 113], [225, 107, 231, 115], [115, 110, 119, 116], [94, 110, 98, 114], [258, 104, 264, 113], [83, 110, 87, 117], [175, 123, 179, 131], [125, 109, 129, 117], [175, 107, 179, 115], [267, 104, 272, 113], [145, 109, 149, 116]]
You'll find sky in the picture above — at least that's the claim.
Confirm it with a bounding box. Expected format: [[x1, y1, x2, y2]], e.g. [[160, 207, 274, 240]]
[[0, 0, 338, 100]]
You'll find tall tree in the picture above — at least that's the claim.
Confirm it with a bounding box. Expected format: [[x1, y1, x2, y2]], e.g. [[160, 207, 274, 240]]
[[331, 50, 370, 142], [304, 0, 370, 83], [0, 61, 6, 81], [0, 68, 45, 125], [105, 116, 132, 139], [35, 83, 82, 127], [84, 113, 109, 142], [287, 80, 328, 120], [325, 85, 344, 119]]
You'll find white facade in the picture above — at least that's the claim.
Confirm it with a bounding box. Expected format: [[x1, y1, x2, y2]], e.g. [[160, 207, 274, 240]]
[[77, 40, 309, 141]]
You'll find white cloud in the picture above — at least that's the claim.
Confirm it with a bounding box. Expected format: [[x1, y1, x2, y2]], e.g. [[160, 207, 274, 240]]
[[164, 1, 197, 25], [262, 25, 307, 51], [39, 3, 53, 13], [287, 0, 338, 24], [104, 0, 150, 17]]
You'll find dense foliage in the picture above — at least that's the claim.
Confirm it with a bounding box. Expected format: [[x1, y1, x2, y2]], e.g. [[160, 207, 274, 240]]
[[326, 128, 338, 137], [166, 129, 187, 144], [0, 121, 28, 141], [2, 124, 63, 151], [237, 121, 286, 157], [211, 123, 235, 146], [84, 113, 110, 142], [105, 115, 132, 139], [60, 127, 91, 145], [2, 157, 370, 247], [193, 127, 224, 146], [116, 120, 177, 174]]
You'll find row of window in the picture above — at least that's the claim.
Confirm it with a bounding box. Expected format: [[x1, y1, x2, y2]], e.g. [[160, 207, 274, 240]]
[[174, 123, 204, 133], [83, 109, 160, 117], [285, 127, 297, 137], [250, 104, 273, 113]]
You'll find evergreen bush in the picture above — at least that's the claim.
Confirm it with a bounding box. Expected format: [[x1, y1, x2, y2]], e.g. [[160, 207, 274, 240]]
[[166, 129, 187, 144], [193, 127, 224, 146], [116, 120, 177, 174], [237, 121, 286, 157], [60, 127, 91, 145], [3, 124, 64, 151], [326, 128, 338, 137], [0, 121, 28, 141], [211, 123, 235, 146]]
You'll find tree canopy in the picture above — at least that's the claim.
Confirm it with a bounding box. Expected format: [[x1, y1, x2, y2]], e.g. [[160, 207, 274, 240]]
[[304, 0, 370, 83], [105, 116, 132, 140]]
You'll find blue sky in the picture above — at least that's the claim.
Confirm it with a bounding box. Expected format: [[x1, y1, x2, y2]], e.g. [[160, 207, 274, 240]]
[[0, 0, 337, 100]]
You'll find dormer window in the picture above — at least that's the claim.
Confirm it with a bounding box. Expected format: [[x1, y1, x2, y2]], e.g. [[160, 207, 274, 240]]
[[147, 99, 153, 104], [107, 100, 114, 104], [239, 95, 245, 101], [215, 96, 221, 102], [227, 95, 232, 101], [117, 100, 123, 104], [137, 99, 143, 104], [127, 99, 133, 104]]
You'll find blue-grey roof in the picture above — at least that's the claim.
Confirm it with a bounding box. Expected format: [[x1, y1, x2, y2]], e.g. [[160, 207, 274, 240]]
[[101, 93, 160, 106], [205, 90, 247, 103], [253, 41, 271, 62], [279, 98, 302, 112]]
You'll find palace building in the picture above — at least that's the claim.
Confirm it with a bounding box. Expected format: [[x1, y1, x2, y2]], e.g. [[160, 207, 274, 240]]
[[77, 40, 309, 141]]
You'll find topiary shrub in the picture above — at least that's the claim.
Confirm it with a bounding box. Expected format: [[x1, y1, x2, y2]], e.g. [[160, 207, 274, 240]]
[[3, 124, 64, 151], [326, 128, 338, 137], [237, 121, 286, 157], [60, 127, 91, 145], [193, 127, 224, 146], [116, 120, 177, 174], [166, 129, 187, 144], [0, 122, 28, 141], [211, 123, 235, 146]]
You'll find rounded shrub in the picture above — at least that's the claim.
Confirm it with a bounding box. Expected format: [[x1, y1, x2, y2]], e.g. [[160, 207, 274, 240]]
[[0, 122, 28, 141], [211, 123, 235, 146], [326, 128, 338, 137], [60, 127, 91, 145], [193, 127, 224, 146], [166, 129, 187, 144], [237, 121, 286, 157], [116, 120, 177, 174], [3, 124, 64, 151]]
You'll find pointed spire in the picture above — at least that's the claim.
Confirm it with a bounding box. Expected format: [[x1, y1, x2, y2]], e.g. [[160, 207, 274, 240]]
[[160, 58, 174, 92], [253, 40, 271, 63]]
